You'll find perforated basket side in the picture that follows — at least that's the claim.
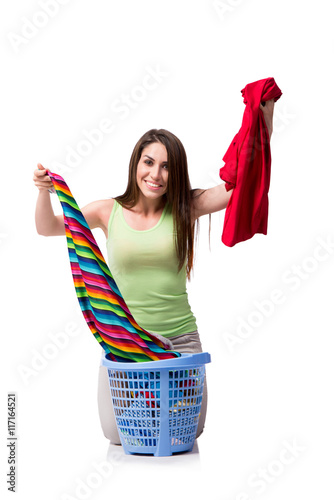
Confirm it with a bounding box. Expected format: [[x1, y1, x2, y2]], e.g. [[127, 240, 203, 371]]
[[102, 352, 210, 456]]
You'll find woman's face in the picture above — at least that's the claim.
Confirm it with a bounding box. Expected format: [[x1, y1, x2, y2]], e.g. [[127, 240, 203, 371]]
[[136, 142, 169, 201]]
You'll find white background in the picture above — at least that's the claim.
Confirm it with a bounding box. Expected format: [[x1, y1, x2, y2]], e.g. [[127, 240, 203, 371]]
[[1, 0, 334, 499]]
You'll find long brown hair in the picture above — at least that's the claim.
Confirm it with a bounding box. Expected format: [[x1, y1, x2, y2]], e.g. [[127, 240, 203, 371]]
[[115, 128, 201, 279]]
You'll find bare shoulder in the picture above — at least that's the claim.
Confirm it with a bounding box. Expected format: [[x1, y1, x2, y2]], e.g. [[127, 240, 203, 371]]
[[190, 189, 206, 224], [97, 198, 115, 222], [96, 198, 115, 235], [81, 198, 115, 237]]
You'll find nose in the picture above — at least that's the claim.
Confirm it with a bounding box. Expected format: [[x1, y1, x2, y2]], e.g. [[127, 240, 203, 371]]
[[150, 164, 161, 181]]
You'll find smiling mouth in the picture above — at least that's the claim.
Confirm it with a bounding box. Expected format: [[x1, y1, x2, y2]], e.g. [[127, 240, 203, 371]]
[[145, 180, 162, 189]]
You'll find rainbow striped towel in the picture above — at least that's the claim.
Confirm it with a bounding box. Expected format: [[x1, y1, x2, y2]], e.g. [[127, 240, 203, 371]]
[[47, 171, 180, 362]]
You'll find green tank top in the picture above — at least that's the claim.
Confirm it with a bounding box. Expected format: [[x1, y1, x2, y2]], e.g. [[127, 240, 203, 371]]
[[106, 200, 198, 338]]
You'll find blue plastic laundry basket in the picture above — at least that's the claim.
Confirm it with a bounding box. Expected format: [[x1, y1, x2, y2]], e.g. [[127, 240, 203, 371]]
[[101, 351, 211, 456]]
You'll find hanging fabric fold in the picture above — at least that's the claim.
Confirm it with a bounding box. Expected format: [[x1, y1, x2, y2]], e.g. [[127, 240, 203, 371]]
[[219, 77, 283, 247], [47, 171, 181, 362]]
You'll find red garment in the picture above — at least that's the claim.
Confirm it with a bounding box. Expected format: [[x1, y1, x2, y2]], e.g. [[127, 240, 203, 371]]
[[219, 77, 282, 247]]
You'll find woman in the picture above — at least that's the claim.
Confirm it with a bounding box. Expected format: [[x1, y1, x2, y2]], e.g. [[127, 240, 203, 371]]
[[33, 102, 274, 444]]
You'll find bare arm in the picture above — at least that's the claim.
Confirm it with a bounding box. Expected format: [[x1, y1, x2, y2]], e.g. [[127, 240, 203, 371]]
[[192, 184, 233, 220], [260, 98, 275, 139], [35, 189, 66, 236], [33, 164, 113, 237]]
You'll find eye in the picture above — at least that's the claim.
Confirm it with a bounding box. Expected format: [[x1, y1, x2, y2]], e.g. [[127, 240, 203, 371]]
[[144, 160, 153, 165], [163, 164, 168, 169]]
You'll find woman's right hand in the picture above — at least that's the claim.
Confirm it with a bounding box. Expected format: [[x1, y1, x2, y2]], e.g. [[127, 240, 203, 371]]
[[34, 163, 65, 236], [33, 163, 54, 192]]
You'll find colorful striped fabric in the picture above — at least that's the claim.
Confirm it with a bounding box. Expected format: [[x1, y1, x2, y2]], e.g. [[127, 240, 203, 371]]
[[47, 171, 180, 362]]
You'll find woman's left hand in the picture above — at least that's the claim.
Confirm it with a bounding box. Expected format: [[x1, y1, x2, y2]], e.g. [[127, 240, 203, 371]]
[[260, 98, 275, 138]]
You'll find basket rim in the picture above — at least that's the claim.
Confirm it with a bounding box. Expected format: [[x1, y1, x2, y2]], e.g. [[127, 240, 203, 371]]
[[101, 351, 211, 370]]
